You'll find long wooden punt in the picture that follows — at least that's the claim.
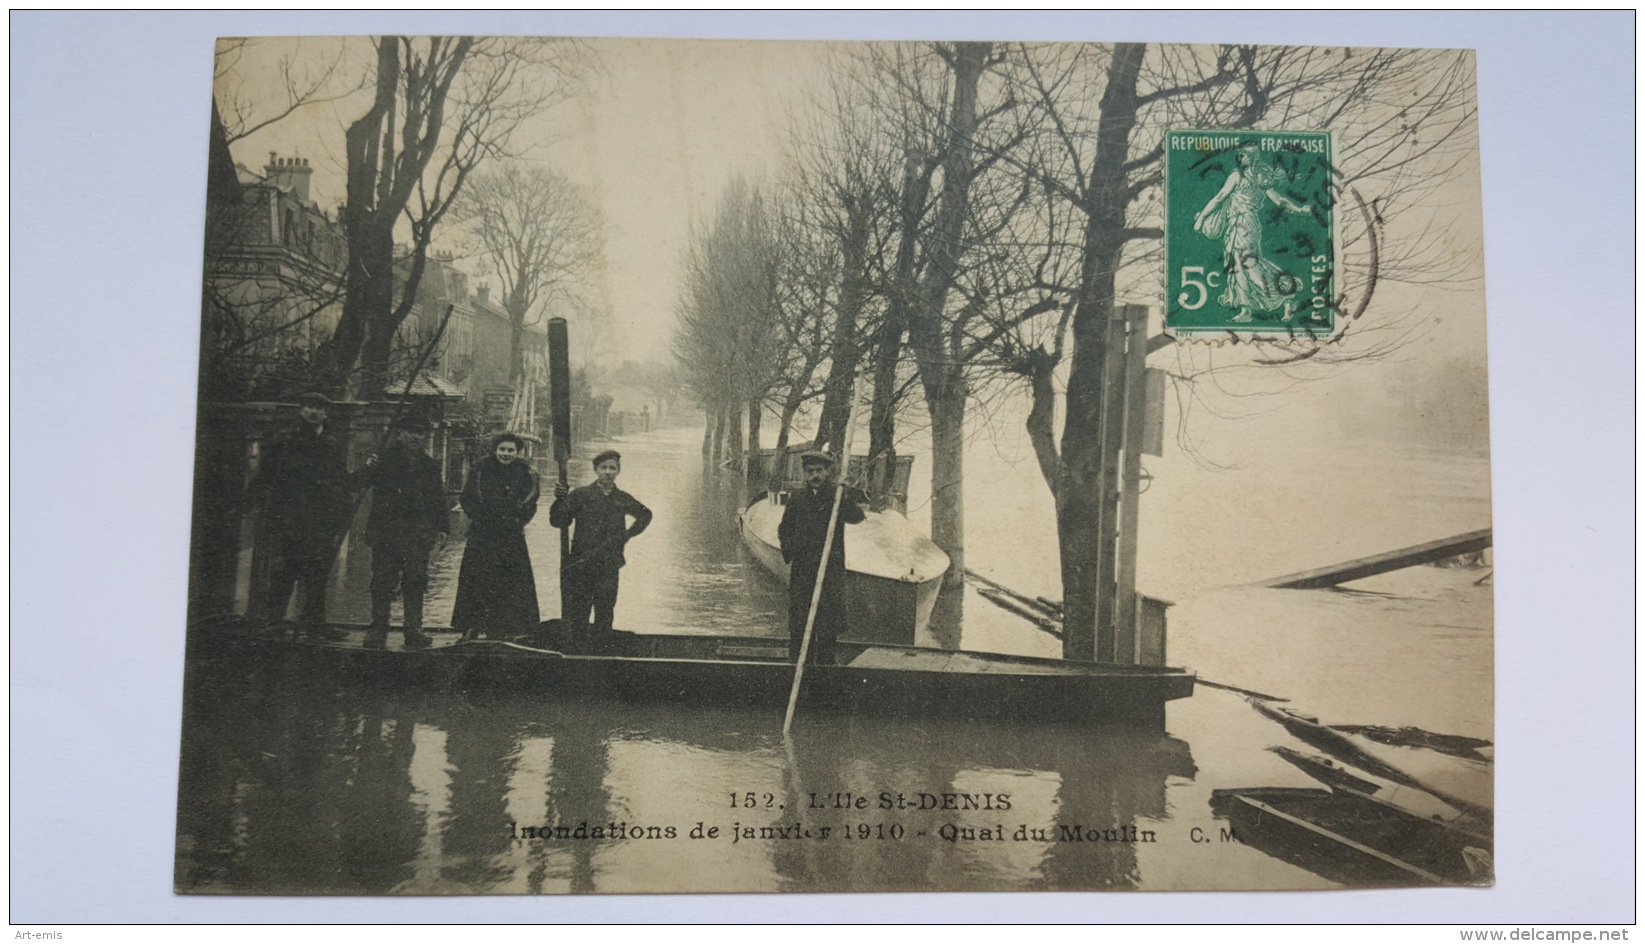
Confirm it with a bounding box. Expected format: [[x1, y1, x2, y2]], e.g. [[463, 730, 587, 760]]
[[193, 619, 1195, 728]]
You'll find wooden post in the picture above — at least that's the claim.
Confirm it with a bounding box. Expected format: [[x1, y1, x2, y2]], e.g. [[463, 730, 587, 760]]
[[1092, 309, 1132, 662], [548, 319, 573, 605], [1115, 306, 1149, 664]]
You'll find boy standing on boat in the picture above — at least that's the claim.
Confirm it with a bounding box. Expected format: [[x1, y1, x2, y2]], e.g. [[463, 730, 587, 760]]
[[550, 450, 653, 652], [359, 416, 448, 649], [778, 451, 865, 666]]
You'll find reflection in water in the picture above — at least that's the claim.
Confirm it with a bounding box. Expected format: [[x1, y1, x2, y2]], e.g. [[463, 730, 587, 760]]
[[176, 649, 1203, 894], [182, 424, 1489, 893]]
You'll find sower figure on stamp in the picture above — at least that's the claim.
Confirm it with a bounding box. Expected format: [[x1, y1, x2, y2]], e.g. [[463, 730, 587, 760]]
[[256, 391, 355, 640], [452, 433, 541, 641], [360, 416, 448, 650], [778, 451, 865, 666], [549, 450, 652, 653]]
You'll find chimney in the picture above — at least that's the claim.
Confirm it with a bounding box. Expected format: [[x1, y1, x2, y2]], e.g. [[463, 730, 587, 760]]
[[262, 154, 313, 205], [476, 282, 490, 305]]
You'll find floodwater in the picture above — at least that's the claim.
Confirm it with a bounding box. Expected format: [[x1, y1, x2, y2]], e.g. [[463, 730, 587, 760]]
[[177, 415, 1493, 894]]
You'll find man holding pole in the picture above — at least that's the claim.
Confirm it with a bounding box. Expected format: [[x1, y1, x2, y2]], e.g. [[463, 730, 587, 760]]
[[778, 451, 865, 666]]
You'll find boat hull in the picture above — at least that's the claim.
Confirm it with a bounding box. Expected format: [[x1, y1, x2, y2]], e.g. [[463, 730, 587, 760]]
[[1210, 786, 1491, 886], [737, 498, 947, 646], [193, 621, 1195, 728]]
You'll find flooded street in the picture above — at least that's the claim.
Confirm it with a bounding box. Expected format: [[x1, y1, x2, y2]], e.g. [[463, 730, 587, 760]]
[[178, 415, 1491, 894]]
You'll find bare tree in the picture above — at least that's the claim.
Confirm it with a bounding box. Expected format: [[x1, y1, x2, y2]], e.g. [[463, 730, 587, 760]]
[[213, 37, 358, 145], [673, 177, 786, 464], [990, 42, 1479, 659], [783, 57, 902, 461], [852, 41, 1043, 595], [326, 36, 594, 397], [760, 200, 844, 485], [457, 164, 600, 384]]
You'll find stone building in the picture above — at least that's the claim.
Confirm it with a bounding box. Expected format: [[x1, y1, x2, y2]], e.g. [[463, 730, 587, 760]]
[[201, 152, 346, 402]]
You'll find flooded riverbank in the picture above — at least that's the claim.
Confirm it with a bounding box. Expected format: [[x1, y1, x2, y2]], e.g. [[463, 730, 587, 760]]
[[179, 415, 1491, 893]]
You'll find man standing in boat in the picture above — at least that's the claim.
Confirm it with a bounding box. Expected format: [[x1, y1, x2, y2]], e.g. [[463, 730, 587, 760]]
[[550, 450, 653, 652], [256, 391, 354, 640], [359, 415, 448, 649], [778, 451, 865, 666]]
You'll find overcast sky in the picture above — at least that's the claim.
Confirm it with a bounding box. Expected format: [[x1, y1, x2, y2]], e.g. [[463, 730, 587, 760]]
[[223, 36, 830, 364]]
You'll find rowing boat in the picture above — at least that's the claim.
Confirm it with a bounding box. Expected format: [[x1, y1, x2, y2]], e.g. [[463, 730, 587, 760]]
[[737, 493, 949, 646], [1210, 785, 1492, 886]]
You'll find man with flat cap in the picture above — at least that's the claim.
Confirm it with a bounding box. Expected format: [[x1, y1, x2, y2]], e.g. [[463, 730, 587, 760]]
[[777, 450, 865, 665], [359, 415, 448, 649], [257, 391, 354, 639]]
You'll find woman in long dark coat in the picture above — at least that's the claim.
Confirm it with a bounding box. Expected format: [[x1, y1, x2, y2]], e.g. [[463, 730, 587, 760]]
[[452, 433, 541, 639]]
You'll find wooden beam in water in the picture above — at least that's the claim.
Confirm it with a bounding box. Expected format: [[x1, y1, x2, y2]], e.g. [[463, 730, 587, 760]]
[[1258, 529, 1493, 589]]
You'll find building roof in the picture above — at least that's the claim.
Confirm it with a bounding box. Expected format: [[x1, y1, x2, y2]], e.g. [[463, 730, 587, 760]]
[[390, 373, 465, 399]]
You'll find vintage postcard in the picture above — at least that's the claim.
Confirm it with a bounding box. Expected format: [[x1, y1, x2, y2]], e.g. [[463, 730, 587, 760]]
[[178, 34, 1492, 894]]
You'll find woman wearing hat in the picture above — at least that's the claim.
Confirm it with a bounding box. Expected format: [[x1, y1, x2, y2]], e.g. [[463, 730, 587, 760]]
[[452, 433, 541, 639]]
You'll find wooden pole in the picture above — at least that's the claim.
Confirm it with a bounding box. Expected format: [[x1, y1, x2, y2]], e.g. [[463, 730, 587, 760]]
[[1115, 306, 1149, 664], [1092, 310, 1130, 662], [548, 319, 573, 585], [782, 372, 865, 737]]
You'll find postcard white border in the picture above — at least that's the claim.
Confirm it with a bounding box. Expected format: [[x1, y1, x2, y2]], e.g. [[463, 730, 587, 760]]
[[10, 9, 1635, 925]]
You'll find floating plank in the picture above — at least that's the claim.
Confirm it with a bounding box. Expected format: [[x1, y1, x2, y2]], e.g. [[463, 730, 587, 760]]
[[1258, 528, 1492, 589]]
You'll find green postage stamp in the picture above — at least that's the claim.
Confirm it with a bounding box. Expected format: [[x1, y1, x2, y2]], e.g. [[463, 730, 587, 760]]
[[1165, 130, 1335, 335]]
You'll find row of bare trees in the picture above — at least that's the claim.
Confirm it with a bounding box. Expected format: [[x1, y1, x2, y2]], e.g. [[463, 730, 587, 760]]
[[673, 40, 1477, 654]]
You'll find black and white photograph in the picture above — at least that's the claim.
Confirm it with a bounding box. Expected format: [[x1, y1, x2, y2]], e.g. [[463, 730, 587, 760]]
[[9, 10, 1634, 926], [177, 31, 1495, 895]]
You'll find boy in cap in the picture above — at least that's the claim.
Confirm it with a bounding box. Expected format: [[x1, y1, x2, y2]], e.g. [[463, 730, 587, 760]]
[[777, 450, 865, 665], [550, 449, 653, 651]]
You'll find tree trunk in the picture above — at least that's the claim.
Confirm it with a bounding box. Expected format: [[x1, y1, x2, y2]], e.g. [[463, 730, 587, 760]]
[[332, 216, 394, 396], [727, 401, 744, 465], [328, 38, 400, 396], [1058, 42, 1145, 661], [508, 302, 528, 385], [746, 397, 762, 457], [771, 403, 799, 494], [867, 322, 904, 502], [907, 42, 987, 597], [711, 407, 727, 463], [814, 206, 870, 454], [928, 376, 967, 590]]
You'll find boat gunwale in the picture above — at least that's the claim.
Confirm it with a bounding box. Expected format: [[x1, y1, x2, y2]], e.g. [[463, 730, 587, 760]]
[[202, 621, 1193, 677]]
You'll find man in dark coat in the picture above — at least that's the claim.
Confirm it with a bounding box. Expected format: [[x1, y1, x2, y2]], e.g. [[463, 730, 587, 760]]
[[778, 451, 865, 666], [550, 449, 652, 652], [258, 391, 354, 639], [360, 417, 449, 649]]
